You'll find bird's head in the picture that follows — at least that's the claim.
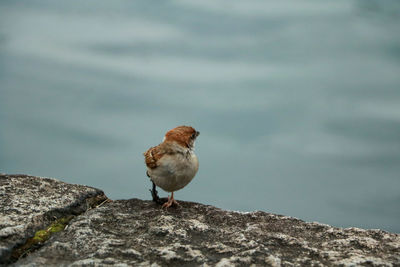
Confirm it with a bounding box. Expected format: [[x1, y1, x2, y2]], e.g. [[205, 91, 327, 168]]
[[164, 125, 200, 149]]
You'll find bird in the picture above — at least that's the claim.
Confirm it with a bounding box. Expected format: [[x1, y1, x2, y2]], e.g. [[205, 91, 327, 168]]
[[144, 126, 200, 208]]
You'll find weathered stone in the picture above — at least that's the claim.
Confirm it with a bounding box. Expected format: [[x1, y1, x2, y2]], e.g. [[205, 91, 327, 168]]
[[1, 174, 399, 266], [15, 198, 400, 266], [0, 174, 107, 264]]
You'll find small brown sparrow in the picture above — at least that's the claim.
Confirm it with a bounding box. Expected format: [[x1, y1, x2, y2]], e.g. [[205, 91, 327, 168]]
[[144, 126, 200, 208]]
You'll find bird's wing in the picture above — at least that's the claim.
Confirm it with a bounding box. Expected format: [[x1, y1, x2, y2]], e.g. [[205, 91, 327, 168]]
[[144, 142, 181, 169], [144, 145, 164, 169]]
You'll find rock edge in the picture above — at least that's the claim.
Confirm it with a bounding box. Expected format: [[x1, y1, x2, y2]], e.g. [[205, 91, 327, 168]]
[[1, 174, 399, 266], [0, 174, 107, 264]]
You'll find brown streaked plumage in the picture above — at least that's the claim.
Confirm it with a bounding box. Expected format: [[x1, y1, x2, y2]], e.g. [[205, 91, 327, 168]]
[[144, 126, 200, 209], [164, 126, 198, 148], [144, 143, 177, 169]]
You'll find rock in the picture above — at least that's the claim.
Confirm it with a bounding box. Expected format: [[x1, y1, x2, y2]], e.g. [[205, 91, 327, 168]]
[[0, 174, 107, 264], [16, 200, 400, 266], [1, 174, 399, 266]]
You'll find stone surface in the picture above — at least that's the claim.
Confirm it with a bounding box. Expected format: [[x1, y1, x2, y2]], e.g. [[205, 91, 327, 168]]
[[1, 174, 399, 266], [15, 198, 400, 266], [0, 174, 106, 264]]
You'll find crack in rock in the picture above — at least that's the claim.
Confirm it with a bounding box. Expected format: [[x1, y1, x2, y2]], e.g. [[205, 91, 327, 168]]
[[1, 174, 400, 266], [0, 174, 107, 265]]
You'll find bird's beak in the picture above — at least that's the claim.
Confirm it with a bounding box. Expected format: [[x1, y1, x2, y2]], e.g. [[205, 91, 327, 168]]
[[196, 131, 200, 137]]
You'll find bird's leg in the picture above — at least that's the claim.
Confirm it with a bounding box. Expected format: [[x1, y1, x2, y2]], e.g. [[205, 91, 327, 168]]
[[170, 191, 179, 206], [162, 192, 179, 209]]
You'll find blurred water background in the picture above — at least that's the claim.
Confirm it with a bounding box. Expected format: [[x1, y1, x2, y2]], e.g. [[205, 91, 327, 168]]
[[1, 0, 399, 232]]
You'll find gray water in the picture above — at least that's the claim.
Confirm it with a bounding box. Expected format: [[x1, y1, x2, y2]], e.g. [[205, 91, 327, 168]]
[[1, 0, 400, 232]]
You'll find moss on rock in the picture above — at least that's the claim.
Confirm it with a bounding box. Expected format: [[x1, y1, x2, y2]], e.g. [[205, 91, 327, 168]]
[[32, 216, 73, 243], [32, 230, 49, 243], [11, 215, 74, 261]]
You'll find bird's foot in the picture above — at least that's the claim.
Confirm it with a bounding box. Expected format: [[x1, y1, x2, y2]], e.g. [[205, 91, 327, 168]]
[[162, 194, 179, 209]]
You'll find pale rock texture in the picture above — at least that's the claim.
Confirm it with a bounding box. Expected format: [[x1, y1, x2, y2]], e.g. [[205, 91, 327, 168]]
[[16, 200, 400, 266], [1, 174, 399, 266], [0, 174, 106, 264]]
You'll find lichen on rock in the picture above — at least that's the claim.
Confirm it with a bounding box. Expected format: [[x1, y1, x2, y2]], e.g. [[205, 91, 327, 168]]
[[1, 174, 399, 266], [16, 198, 400, 266]]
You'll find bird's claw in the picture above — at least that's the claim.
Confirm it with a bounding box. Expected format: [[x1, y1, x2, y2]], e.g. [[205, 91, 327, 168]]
[[162, 195, 179, 209]]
